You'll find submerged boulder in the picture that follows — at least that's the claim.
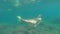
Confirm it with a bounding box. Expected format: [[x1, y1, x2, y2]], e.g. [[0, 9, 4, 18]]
[[52, 17, 60, 24]]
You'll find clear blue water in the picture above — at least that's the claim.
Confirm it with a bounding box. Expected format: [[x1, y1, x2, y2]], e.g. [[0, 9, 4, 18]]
[[0, 0, 60, 34]]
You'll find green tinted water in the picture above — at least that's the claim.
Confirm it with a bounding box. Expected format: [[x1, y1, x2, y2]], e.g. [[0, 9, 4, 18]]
[[0, 0, 60, 34]]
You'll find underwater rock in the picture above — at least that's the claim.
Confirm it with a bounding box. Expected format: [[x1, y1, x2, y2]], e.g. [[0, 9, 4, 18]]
[[0, 25, 8, 30], [12, 29, 39, 34], [0, 31, 4, 34], [52, 17, 60, 24], [12, 30, 29, 34], [45, 26, 54, 31]]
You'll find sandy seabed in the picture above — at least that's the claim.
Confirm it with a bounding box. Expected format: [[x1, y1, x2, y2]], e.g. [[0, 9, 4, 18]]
[[0, 22, 60, 34]]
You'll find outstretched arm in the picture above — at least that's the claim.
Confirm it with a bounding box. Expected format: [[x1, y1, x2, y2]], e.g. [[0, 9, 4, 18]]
[[17, 16, 22, 21]]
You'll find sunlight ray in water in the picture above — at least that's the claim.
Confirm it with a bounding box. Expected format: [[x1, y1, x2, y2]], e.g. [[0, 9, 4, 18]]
[[0, 0, 60, 34], [14, 0, 22, 7]]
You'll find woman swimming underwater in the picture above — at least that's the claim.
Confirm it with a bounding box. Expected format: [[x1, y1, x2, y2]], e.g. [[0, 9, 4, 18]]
[[17, 15, 42, 27]]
